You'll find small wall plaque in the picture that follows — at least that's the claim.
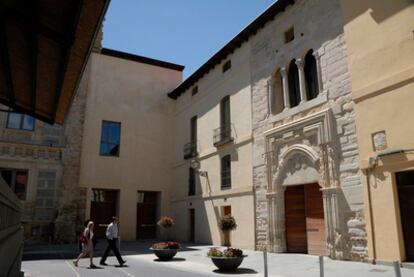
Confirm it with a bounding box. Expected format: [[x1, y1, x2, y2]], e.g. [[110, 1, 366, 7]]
[[372, 131, 387, 151]]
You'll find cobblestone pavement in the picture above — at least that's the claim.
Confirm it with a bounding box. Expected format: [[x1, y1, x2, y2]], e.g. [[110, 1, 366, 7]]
[[22, 242, 414, 277]]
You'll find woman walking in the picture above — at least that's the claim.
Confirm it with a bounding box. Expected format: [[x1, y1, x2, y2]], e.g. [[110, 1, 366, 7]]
[[73, 221, 97, 268]]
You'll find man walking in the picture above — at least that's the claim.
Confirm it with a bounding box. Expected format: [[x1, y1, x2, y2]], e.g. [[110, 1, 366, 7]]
[[100, 217, 126, 266]]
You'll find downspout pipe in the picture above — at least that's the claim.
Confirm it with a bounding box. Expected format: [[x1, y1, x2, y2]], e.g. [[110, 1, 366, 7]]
[[365, 168, 377, 264]]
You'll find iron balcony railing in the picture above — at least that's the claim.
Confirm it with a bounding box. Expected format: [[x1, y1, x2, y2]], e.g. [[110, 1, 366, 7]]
[[213, 125, 234, 146], [221, 169, 231, 190], [183, 141, 198, 159]]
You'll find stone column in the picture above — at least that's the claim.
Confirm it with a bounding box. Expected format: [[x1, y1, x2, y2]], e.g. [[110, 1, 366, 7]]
[[322, 187, 342, 259], [295, 58, 307, 103], [266, 193, 275, 251], [280, 67, 290, 110], [267, 189, 286, 253], [267, 77, 275, 116], [313, 51, 323, 93]]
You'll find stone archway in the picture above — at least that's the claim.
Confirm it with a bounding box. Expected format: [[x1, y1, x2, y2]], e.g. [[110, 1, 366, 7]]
[[264, 110, 343, 258]]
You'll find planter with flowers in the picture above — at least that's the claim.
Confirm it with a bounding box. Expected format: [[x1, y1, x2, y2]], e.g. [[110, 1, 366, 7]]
[[150, 242, 181, 261], [218, 215, 237, 246], [150, 217, 180, 261], [158, 216, 174, 240], [207, 247, 247, 271]]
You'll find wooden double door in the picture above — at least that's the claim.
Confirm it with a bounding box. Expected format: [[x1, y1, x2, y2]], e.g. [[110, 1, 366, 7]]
[[90, 189, 118, 239], [136, 191, 158, 239], [285, 183, 326, 255]]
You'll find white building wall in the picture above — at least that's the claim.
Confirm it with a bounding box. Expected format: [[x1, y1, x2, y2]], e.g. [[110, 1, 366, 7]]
[[170, 40, 255, 249]]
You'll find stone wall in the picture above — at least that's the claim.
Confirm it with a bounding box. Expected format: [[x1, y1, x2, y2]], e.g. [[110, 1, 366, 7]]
[[54, 60, 90, 243], [0, 106, 65, 243], [249, 0, 367, 260]]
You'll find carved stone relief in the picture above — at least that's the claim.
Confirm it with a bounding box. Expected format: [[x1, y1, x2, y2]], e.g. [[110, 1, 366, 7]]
[[265, 109, 346, 258]]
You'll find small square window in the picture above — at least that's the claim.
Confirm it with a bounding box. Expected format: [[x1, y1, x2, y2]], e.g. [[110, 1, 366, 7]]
[[222, 60, 232, 73], [100, 121, 121, 157], [284, 27, 295, 43], [192, 86, 198, 96]]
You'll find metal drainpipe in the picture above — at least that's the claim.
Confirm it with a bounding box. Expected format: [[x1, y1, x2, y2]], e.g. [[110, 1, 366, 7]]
[[366, 168, 377, 263]]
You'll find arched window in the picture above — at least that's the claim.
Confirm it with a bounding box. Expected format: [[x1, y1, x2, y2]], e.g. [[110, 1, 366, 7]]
[[304, 50, 319, 100], [271, 70, 284, 115], [288, 59, 300, 107]]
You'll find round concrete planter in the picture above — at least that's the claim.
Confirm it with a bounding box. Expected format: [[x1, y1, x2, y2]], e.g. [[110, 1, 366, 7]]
[[150, 248, 179, 261], [210, 256, 247, 271]]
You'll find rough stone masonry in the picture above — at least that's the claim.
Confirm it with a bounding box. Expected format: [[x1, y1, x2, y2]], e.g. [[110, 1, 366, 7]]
[[249, 0, 367, 261]]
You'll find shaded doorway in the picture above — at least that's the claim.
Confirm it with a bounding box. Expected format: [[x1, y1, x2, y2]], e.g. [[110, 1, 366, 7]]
[[90, 189, 118, 239], [396, 171, 414, 261], [136, 191, 158, 239], [189, 209, 195, 242], [285, 183, 325, 255]]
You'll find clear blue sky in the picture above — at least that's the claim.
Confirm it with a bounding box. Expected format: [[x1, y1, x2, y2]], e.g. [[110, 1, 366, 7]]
[[103, 0, 276, 78]]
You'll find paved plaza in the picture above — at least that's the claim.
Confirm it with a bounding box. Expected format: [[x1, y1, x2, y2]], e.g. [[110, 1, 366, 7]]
[[22, 242, 414, 277]]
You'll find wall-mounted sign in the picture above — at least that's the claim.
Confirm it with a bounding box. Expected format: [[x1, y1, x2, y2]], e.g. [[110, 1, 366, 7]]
[[372, 131, 387, 151]]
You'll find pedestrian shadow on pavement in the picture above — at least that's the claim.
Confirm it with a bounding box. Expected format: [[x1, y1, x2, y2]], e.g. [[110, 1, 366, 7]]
[[76, 266, 104, 270], [153, 258, 186, 262], [213, 268, 258, 274]]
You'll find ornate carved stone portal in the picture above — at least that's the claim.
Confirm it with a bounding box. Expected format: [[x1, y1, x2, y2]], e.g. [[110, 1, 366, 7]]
[[264, 109, 343, 258]]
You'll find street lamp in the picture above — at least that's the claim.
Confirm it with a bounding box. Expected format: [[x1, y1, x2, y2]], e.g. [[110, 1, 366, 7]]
[[191, 159, 208, 177]]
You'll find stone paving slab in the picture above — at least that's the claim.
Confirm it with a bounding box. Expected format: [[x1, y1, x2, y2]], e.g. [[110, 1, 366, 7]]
[[22, 243, 414, 277]]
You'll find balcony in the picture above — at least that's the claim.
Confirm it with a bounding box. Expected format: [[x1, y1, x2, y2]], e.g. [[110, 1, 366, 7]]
[[213, 125, 234, 147], [183, 141, 198, 159]]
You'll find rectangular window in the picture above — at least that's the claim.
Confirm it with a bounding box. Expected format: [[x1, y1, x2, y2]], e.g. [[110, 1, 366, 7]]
[[35, 170, 57, 220], [190, 116, 197, 143], [220, 96, 231, 138], [191, 86, 198, 96], [222, 60, 231, 73], [0, 169, 28, 200], [7, 113, 35, 131], [184, 116, 198, 159], [92, 189, 106, 202], [100, 121, 121, 157], [284, 27, 295, 43], [214, 96, 233, 146], [188, 167, 196, 196], [221, 155, 231, 190]]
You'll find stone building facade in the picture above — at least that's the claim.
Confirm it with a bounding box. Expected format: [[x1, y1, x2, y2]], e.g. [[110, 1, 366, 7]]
[[0, 106, 65, 243], [249, 0, 367, 260], [0, 43, 95, 244]]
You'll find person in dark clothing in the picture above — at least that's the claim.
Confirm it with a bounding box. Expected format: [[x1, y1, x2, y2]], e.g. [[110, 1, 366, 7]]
[[100, 217, 126, 266]]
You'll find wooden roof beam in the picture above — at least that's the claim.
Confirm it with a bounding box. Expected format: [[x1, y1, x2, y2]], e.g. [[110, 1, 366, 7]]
[[52, 0, 84, 119], [0, 21, 15, 104], [30, 0, 39, 112], [0, 3, 74, 47]]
